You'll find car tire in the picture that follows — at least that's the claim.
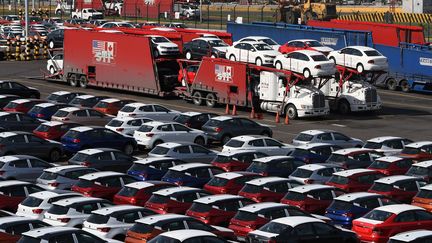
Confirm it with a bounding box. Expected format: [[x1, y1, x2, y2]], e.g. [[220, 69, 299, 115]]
[[338, 100, 351, 114], [400, 79, 410, 92], [255, 57, 263, 66], [194, 136, 205, 146], [185, 51, 192, 60], [49, 66, 55, 75], [192, 91, 203, 106], [49, 149, 61, 162], [275, 61, 283, 70], [329, 56, 336, 64], [48, 40, 55, 49], [69, 74, 78, 87], [55, 10, 62, 15], [79, 76, 88, 88], [229, 55, 236, 61], [123, 143, 135, 155], [386, 78, 398, 90], [205, 93, 217, 108], [221, 135, 231, 145], [285, 104, 298, 120], [261, 131, 271, 137], [303, 68, 311, 79], [356, 63, 364, 73]]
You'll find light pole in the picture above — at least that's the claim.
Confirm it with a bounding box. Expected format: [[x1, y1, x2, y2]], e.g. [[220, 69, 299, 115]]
[[24, 0, 29, 38], [200, 0, 202, 22]]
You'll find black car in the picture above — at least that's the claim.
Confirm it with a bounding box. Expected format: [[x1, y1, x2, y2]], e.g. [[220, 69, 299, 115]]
[[46, 28, 66, 49], [0, 81, 40, 99], [0, 112, 41, 132], [0, 131, 63, 161], [68, 148, 136, 172], [68, 95, 110, 108], [0, 95, 19, 110], [183, 38, 229, 60], [202, 116, 273, 144], [46, 91, 85, 104], [173, 112, 218, 130]]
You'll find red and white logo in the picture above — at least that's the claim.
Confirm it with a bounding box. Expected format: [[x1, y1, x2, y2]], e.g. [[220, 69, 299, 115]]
[[92, 40, 116, 64], [215, 64, 233, 83]]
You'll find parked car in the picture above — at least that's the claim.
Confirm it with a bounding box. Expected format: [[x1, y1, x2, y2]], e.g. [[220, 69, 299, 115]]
[[279, 39, 334, 55], [289, 163, 342, 184], [173, 112, 217, 130], [183, 37, 229, 59], [51, 107, 113, 126], [400, 141, 432, 163], [68, 148, 135, 173], [147, 35, 180, 57], [292, 129, 363, 148], [18, 226, 109, 243], [222, 135, 293, 156], [33, 121, 81, 141], [412, 184, 432, 212], [325, 192, 397, 228], [145, 186, 210, 214], [389, 230, 432, 243], [327, 148, 382, 169], [147, 229, 226, 243], [105, 117, 153, 136], [161, 163, 224, 187], [211, 150, 268, 172], [368, 156, 413, 175], [61, 126, 137, 155], [247, 216, 358, 243], [235, 36, 280, 51], [289, 143, 342, 164], [328, 46, 388, 73], [100, 21, 135, 28], [202, 116, 273, 145], [0, 81, 40, 98], [239, 177, 303, 203], [16, 191, 81, 220], [117, 102, 180, 120], [127, 157, 185, 181], [148, 142, 217, 163], [134, 121, 208, 149], [352, 204, 432, 243], [82, 205, 154, 241], [0, 216, 49, 242], [113, 181, 173, 206], [226, 41, 280, 66], [3, 99, 45, 113], [93, 98, 134, 116], [36, 165, 98, 190], [27, 103, 70, 120], [178, 64, 199, 86], [368, 175, 425, 203], [46, 91, 84, 104], [0, 95, 20, 110], [204, 171, 261, 194], [46, 28, 68, 48], [327, 168, 384, 192], [46, 53, 63, 74], [0, 155, 53, 182], [0, 180, 44, 211], [69, 95, 110, 108], [0, 112, 42, 132], [247, 156, 305, 177], [0, 131, 63, 161], [72, 171, 137, 200], [406, 160, 432, 182], [363, 136, 413, 156]]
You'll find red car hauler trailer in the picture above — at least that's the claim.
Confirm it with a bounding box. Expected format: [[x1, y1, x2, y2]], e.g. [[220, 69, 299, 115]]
[[75, 0, 104, 11], [62, 29, 179, 96], [122, 0, 173, 18]]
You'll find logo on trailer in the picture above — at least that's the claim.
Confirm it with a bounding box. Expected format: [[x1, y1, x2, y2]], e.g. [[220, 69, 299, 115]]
[[420, 57, 432, 67], [215, 64, 233, 83], [320, 37, 338, 46], [92, 40, 116, 64]]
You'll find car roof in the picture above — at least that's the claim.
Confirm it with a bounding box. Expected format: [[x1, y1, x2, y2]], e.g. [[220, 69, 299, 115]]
[[141, 121, 166, 127], [0, 155, 23, 162], [53, 196, 103, 206], [136, 214, 189, 224], [59, 107, 80, 113], [29, 191, 79, 199], [375, 156, 404, 163], [134, 157, 177, 165], [194, 194, 243, 204], [0, 131, 30, 138], [420, 184, 432, 191], [100, 98, 120, 103], [78, 148, 116, 155], [333, 148, 372, 155], [297, 130, 332, 136], [230, 135, 267, 142], [153, 186, 201, 196], [296, 163, 331, 171], [180, 111, 202, 117], [124, 102, 146, 108], [390, 230, 432, 242], [346, 46, 376, 51], [35, 103, 55, 108], [44, 165, 87, 173], [41, 121, 64, 127], [406, 141, 432, 148], [333, 168, 374, 177], [10, 99, 31, 104], [336, 192, 381, 202], [246, 177, 290, 186], [170, 163, 210, 171], [50, 91, 72, 96], [0, 180, 30, 187], [272, 216, 323, 227], [211, 116, 232, 121], [156, 142, 183, 148], [92, 205, 143, 215], [374, 175, 418, 184], [159, 229, 216, 240], [413, 160, 432, 168], [0, 216, 38, 224], [75, 95, 95, 99], [375, 204, 424, 214], [125, 181, 161, 190], [240, 202, 287, 213], [79, 171, 124, 180], [70, 126, 94, 132], [253, 156, 293, 163], [292, 50, 324, 56], [193, 37, 220, 42], [367, 136, 403, 143], [214, 172, 255, 180], [289, 184, 334, 193], [296, 143, 335, 150], [22, 226, 77, 238], [217, 150, 262, 156]]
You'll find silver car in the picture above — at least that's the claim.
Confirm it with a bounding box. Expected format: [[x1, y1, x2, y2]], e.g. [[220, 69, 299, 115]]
[[292, 130, 363, 148], [36, 165, 98, 190], [148, 142, 217, 163], [0, 155, 53, 182], [289, 163, 343, 184]]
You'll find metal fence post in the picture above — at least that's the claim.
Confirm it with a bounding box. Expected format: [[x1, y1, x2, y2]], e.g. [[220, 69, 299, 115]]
[[158, 3, 160, 24], [247, 5, 250, 23], [146, 3, 149, 21], [220, 5, 223, 30], [233, 4, 237, 20], [261, 5, 264, 22], [207, 5, 209, 30]]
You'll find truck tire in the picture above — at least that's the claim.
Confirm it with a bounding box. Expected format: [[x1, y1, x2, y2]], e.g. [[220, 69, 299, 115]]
[[55, 9, 62, 15], [205, 93, 217, 107], [185, 51, 192, 60], [386, 78, 398, 91], [285, 104, 298, 119], [400, 80, 411, 92], [49, 66, 55, 75], [255, 58, 263, 66], [192, 91, 203, 106], [229, 55, 236, 61], [303, 68, 311, 79], [69, 74, 78, 87], [275, 61, 283, 70], [79, 76, 88, 88], [338, 100, 351, 114], [356, 63, 364, 73]]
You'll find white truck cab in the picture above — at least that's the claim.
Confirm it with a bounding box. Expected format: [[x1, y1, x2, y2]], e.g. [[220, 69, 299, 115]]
[[72, 8, 104, 20]]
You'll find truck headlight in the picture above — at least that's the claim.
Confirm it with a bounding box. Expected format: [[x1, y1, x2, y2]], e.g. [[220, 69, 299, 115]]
[[301, 105, 312, 109]]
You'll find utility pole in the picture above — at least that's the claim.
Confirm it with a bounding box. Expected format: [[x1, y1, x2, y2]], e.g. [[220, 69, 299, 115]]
[[200, 0, 202, 22], [24, 0, 29, 38]]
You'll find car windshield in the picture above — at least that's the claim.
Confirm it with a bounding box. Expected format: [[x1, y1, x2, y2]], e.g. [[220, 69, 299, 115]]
[[311, 55, 328, 62], [329, 200, 353, 211], [371, 182, 393, 192], [234, 211, 258, 221], [225, 139, 244, 148], [329, 175, 349, 185], [48, 205, 69, 215], [253, 43, 272, 51], [364, 142, 383, 149], [119, 23, 133, 27], [138, 125, 153, 132], [39, 172, 58, 180], [401, 147, 420, 155], [290, 168, 313, 178], [206, 177, 229, 187], [152, 36, 170, 43], [4, 102, 19, 109], [241, 184, 262, 193], [208, 39, 228, 47], [147, 195, 169, 203], [416, 189, 432, 199], [189, 202, 211, 212], [283, 192, 305, 201], [290, 149, 311, 157], [369, 161, 390, 169], [259, 222, 290, 234], [16, 236, 40, 243], [305, 41, 323, 47], [94, 101, 109, 108], [53, 110, 69, 117], [21, 196, 43, 207], [327, 154, 348, 164], [87, 213, 110, 224], [295, 133, 313, 142], [70, 152, 89, 162], [248, 162, 268, 172], [129, 222, 155, 234], [363, 209, 393, 222], [212, 155, 232, 164], [106, 119, 123, 127], [47, 94, 60, 101], [117, 186, 139, 197], [150, 146, 170, 155], [407, 166, 429, 176], [364, 50, 382, 56], [69, 98, 84, 105], [35, 124, 52, 132], [63, 130, 80, 139], [205, 119, 221, 127]]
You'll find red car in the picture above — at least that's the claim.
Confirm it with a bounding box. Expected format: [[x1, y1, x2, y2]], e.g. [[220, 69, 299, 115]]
[[352, 204, 432, 243], [178, 64, 198, 86], [145, 187, 210, 214], [33, 121, 81, 140], [368, 156, 413, 176], [186, 194, 254, 226], [203, 171, 261, 195], [3, 99, 45, 113], [400, 141, 432, 163], [278, 39, 334, 55], [280, 184, 344, 214], [326, 168, 384, 193], [238, 177, 302, 203], [0, 180, 44, 212], [211, 150, 267, 172], [93, 98, 135, 116], [113, 181, 173, 206], [71, 171, 137, 200], [368, 175, 425, 203]]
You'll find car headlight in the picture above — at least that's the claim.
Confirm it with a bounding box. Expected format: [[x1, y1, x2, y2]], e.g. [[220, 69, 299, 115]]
[[264, 55, 275, 58]]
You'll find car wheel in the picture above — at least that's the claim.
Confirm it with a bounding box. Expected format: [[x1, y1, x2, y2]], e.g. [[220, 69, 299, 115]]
[[69, 74, 78, 87], [194, 136, 205, 145], [255, 57, 263, 66], [386, 78, 398, 91], [49, 66, 55, 75], [275, 61, 283, 70], [400, 79, 410, 92], [49, 149, 61, 162], [205, 93, 217, 108], [192, 91, 203, 106], [123, 143, 134, 155], [261, 131, 271, 137], [338, 100, 351, 114], [356, 63, 364, 73], [285, 104, 298, 120], [329, 56, 336, 64], [185, 51, 192, 60], [229, 55, 236, 61], [303, 68, 311, 79], [55, 10, 61, 15], [79, 76, 88, 88], [221, 135, 231, 145], [48, 40, 55, 49], [154, 50, 159, 58]]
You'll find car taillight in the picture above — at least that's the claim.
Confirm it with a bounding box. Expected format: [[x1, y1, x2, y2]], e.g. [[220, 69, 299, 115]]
[[62, 117, 70, 121], [215, 127, 222, 132], [72, 138, 80, 143], [32, 208, 43, 214], [129, 113, 136, 117], [59, 218, 70, 223], [342, 212, 354, 218], [129, 197, 136, 204], [368, 60, 375, 64], [0, 171, 4, 176], [36, 113, 45, 118], [146, 133, 154, 137], [48, 182, 59, 187], [116, 128, 124, 132], [314, 65, 321, 69], [98, 227, 111, 232], [305, 179, 314, 184], [81, 161, 91, 167]]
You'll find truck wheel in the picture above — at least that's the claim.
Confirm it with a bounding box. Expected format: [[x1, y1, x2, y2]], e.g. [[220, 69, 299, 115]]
[[192, 91, 203, 106], [55, 10, 61, 15], [229, 55, 236, 61], [303, 68, 311, 79], [69, 74, 78, 87], [255, 58, 263, 66], [205, 93, 217, 107], [286, 10, 297, 24], [275, 61, 283, 70], [386, 78, 398, 91], [79, 76, 88, 88], [400, 80, 411, 92], [185, 51, 192, 60], [338, 100, 351, 114], [48, 40, 55, 49], [356, 63, 364, 73], [285, 104, 298, 119]]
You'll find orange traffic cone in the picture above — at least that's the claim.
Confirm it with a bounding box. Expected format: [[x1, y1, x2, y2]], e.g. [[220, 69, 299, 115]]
[[232, 105, 237, 116], [225, 104, 230, 115], [250, 107, 255, 119], [275, 112, 280, 123], [284, 113, 290, 125]]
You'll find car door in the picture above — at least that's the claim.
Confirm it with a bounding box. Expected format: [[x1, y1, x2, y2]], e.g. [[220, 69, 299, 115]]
[[246, 138, 267, 154], [92, 151, 115, 171], [282, 52, 296, 71], [87, 109, 109, 126], [292, 223, 317, 243], [173, 124, 195, 142], [102, 129, 125, 150], [9, 82, 31, 97], [8, 159, 33, 181], [191, 145, 214, 163], [392, 211, 418, 234], [330, 132, 353, 148], [112, 151, 134, 172], [17, 114, 39, 132], [383, 139, 404, 155], [350, 48, 364, 68], [232, 43, 243, 61], [28, 158, 51, 180], [264, 138, 289, 155], [71, 109, 89, 125], [26, 134, 52, 158], [199, 40, 210, 57], [311, 222, 342, 243], [157, 123, 174, 141]]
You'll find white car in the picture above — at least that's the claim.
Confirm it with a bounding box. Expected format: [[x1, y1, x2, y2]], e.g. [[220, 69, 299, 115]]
[[100, 22, 135, 29], [117, 102, 180, 120], [289, 163, 343, 184], [133, 121, 207, 149], [150, 229, 222, 242], [147, 35, 180, 57], [280, 39, 334, 55], [363, 136, 413, 156], [222, 135, 293, 156], [16, 191, 81, 220], [83, 205, 152, 240], [274, 50, 336, 78], [327, 46, 388, 73], [105, 117, 153, 136], [234, 36, 280, 51], [46, 53, 63, 74], [226, 41, 280, 66]]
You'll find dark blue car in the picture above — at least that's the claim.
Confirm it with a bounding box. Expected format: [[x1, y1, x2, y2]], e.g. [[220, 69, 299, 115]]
[[325, 192, 397, 228], [61, 126, 137, 155], [127, 157, 185, 181], [246, 156, 305, 177], [289, 143, 342, 164], [27, 103, 70, 120], [161, 163, 224, 187]]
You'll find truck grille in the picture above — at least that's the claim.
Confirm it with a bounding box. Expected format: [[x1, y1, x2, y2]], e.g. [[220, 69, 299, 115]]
[[365, 89, 377, 103], [313, 94, 326, 108]]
